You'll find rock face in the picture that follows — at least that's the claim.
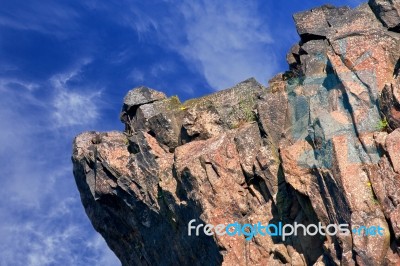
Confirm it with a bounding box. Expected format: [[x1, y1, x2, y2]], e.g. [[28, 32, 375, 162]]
[[72, 1, 400, 265]]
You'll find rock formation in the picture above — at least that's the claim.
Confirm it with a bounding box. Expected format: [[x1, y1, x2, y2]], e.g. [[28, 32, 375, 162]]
[[72, 1, 400, 265]]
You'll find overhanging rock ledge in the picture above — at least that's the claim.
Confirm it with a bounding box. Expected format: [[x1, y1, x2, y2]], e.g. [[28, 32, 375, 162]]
[[72, 1, 400, 265]]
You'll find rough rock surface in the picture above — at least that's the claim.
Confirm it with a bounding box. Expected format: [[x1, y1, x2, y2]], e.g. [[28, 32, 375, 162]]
[[72, 1, 400, 265]]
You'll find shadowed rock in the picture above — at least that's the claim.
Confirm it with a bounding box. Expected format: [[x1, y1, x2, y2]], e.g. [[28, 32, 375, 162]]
[[369, 0, 400, 30]]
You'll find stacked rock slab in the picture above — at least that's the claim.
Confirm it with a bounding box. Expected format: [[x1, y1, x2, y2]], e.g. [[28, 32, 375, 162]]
[[72, 1, 400, 265]]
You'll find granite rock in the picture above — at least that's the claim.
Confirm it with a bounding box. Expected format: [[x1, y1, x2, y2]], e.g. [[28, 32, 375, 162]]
[[72, 2, 400, 265]]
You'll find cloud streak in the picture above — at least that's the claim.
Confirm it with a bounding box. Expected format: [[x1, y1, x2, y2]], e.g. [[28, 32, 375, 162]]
[[175, 0, 276, 89], [52, 88, 101, 127], [0, 197, 119, 266], [50, 60, 103, 127], [0, 63, 119, 265], [107, 0, 277, 90], [0, 1, 80, 38], [145, 0, 276, 90]]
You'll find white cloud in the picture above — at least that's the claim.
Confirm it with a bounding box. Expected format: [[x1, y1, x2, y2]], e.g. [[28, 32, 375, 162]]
[[52, 88, 101, 127], [0, 78, 40, 92], [0, 63, 119, 265], [85, 0, 277, 90], [0, 197, 120, 266], [163, 0, 277, 90], [0, 84, 53, 208], [150, 61, 176, 77], [50, 60, 102, 127]]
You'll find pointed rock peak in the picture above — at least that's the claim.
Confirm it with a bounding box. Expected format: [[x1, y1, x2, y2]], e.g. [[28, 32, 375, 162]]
[[123, 86, 167, 107], [237, 77, 261, 86]]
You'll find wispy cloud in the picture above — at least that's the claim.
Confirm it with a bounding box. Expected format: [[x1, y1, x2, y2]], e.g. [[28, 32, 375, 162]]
[[52, 88, 101, 127], [50, 60, 102, 127], [0, 61, 119, 265], [0, 78, 40, 92], [129, 68, 145, 83], [0, 83, 53, 208], [0, 1, 80, 38], [101, 0, 277, 90], [158, 0, 277, 90], [128, 61, 177, 85], [0, 197, 119, 266]]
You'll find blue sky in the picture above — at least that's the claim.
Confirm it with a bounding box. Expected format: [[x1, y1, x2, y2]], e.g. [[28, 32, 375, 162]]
[[0, 0, 363, 265]]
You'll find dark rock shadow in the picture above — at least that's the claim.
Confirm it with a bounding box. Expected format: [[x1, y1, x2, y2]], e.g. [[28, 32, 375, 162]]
[[73, 151, 222, 266]]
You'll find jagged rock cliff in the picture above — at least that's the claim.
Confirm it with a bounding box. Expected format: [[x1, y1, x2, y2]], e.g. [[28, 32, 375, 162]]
[[72, 1, 400, 265]]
